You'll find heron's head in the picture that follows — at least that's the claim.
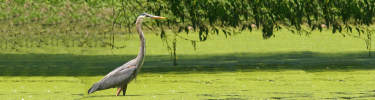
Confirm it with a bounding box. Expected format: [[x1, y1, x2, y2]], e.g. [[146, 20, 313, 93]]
[[140, 13, 166, 19]]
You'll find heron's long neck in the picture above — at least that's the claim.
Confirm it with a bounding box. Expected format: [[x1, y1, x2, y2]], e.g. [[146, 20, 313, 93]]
[[135, 17, 145, 61]]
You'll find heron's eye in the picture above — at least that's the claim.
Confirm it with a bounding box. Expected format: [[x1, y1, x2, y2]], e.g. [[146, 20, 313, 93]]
[[140, 13, 147, 16]]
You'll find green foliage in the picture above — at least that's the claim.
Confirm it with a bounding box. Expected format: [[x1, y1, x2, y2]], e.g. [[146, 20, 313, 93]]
[[2, 0, 375, 38], [0, 0, 130, 49], [0, 0, 374, 60], [151, 0, 375, 39]]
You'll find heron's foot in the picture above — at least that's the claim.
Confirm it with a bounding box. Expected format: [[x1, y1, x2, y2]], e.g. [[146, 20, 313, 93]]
[[122, 85, 128, 96], [116, 88, 122, 96], [122, 88, 126, 96]]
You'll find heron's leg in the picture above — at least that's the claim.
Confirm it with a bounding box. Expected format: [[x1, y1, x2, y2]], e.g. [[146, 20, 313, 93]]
[[116, 88, 122, 96], [122, 84, 128, 96]]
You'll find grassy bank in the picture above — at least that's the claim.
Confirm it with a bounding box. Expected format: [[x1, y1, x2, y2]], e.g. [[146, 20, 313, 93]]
[[1, 30, 372, 54]]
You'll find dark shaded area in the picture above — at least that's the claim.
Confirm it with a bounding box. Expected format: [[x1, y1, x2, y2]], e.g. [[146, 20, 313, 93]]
[[330, 90, 375, 100], [268, 92, 312, 99], [0, 51, 374, 76], [75, 94, 143, 100], [198, 93, 247, 100]]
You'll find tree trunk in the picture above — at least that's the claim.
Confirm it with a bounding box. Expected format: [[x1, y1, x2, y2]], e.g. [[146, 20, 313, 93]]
[[172, 37, 177, 66]]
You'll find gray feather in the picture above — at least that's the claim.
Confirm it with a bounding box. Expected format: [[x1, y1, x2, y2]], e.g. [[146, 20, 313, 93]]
[[88, 83, 100, 94], [87, 13, 150, 95], [87, 59, 138, 94]]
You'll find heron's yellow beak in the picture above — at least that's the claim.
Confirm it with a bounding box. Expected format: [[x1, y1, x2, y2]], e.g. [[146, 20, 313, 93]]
[[151, 16, 167, 19]]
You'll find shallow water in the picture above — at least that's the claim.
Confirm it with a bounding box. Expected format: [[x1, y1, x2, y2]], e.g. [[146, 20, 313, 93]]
[[0, 31, 374, 100], [1, 70, 375, 100]]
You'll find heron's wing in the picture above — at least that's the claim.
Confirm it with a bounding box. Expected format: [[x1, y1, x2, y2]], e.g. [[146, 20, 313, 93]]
[[94, 65, 137, 91], [88, 59, 139, 94]]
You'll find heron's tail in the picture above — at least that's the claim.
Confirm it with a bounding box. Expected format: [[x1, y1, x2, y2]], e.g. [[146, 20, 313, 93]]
[[88, 83, 100, 94]]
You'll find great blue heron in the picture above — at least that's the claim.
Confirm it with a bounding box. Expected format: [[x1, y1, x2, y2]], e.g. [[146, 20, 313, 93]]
[[87, 13, 166, 96]]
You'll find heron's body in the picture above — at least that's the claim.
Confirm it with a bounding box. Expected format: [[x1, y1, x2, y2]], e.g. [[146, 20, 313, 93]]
[[87, 13, 165, 96]]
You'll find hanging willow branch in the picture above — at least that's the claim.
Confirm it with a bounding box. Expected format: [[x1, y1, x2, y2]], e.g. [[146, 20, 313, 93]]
[[142, 0, 375, 40]]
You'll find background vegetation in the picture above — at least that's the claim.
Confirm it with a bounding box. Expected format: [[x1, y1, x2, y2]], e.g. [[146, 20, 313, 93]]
[[1, 0, 374, 58], [1, 0, 375, 99]]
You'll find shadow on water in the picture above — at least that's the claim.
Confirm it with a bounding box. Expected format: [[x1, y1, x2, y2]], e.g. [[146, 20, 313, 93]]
[[198, 93, 248, 100], [74, 94, 143, 100], [0, 51, 374, 76], [268, 92, 312, 100], [329, 90, 375, 100]]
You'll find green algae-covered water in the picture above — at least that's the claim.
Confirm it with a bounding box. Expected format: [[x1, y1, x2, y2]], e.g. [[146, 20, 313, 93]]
[[1, 31, 374, 100], [2, 71, 375, 100]]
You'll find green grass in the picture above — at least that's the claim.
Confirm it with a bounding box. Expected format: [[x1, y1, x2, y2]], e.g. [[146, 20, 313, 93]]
[[0, 30, 375, 100]]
